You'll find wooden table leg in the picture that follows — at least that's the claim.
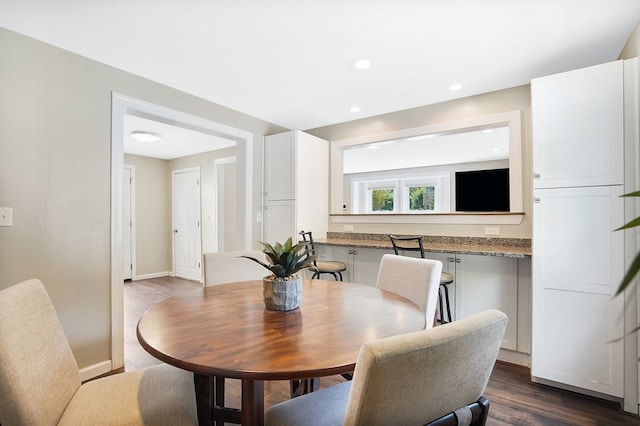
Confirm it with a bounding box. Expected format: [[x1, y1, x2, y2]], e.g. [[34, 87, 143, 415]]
[[241, 379, 265, 426], [194, 373, 213, 425]]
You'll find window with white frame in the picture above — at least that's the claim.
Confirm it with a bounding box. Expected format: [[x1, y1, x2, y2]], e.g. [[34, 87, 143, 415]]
[[353, 173, 450, 214]]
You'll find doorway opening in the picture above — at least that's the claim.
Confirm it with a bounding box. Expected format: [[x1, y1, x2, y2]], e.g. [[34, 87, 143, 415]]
[[110, 93, 254, 369]]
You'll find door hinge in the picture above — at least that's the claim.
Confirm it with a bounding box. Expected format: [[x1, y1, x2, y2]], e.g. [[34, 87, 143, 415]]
[[198, 262, 201, 268]]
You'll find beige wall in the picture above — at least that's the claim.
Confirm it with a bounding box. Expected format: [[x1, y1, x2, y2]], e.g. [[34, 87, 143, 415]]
[[307, 85, 533, 238], [619, 19, 640, 59], [0, 28, 284, 369], [124, 155, 172, 276]]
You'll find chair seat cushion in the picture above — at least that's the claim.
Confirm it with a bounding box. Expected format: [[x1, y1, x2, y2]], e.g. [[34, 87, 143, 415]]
[[58, 364, 197, 426], [265, 380, 352, 426], [311, 260, 347, 273], [440, 272, 454, 285]]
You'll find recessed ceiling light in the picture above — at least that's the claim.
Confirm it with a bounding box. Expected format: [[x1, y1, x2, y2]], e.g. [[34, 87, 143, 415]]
[[130, 131, 161, 143], [448, 83, 463, 91], [351, 59, 372, 70], [350, 106, 361, 113]]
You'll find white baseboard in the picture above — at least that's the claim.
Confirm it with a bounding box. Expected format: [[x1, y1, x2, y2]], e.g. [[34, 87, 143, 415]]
[[79, 360, 112, 382], [497, 348, 531, 367], [132, 271, 171, 281]]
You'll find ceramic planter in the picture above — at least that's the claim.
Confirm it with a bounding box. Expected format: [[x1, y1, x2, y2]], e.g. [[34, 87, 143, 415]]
[[263, 275, 302, 311]]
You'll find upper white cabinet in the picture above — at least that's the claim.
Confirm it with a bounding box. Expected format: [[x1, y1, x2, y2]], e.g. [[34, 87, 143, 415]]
[[531, 60, 624, 189], [263, 130, 329, 243]]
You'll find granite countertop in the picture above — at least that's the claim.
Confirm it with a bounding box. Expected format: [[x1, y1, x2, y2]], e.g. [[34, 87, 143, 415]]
[[314, 232, 532, 258]]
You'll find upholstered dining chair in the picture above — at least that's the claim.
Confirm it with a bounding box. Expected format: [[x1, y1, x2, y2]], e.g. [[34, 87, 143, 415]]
[[265, 309, 508, 426], [0, 279, 197, 426], [376, 253, 442, 327], [203, 249, 268, 286], [389, 234, 455, 324], [299, 230, 347, 281]]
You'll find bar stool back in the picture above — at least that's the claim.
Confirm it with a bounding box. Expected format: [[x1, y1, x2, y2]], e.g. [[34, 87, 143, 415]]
[[299, 230, 347, 281]]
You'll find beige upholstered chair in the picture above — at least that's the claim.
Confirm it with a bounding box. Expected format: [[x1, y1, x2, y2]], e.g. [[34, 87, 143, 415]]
[[376, 253, 442, 327], [389, 235, 455, 324], [0, 279, 197, 426], [265, 309, 508, 426], [203, 250, 268, 286]]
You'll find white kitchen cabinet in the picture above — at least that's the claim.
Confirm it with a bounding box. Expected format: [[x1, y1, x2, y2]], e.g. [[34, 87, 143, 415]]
[[315, 245, 391, 286], [263, 130, 329, 244], [532, 60, 623, 189], [425, 252, 519, 351], [532, 185, 624, 396], [531, 59, 633, 399]]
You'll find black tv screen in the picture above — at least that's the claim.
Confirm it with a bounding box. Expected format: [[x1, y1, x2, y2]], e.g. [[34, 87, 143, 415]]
[[455, 168, 510, 212]]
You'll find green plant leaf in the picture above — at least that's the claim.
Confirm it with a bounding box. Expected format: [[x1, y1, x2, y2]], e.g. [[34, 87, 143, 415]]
[[615, 251, 640, 296]]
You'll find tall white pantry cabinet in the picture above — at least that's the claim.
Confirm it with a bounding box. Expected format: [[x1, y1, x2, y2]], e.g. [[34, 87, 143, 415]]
[[263, 130, 329, 244], [531, 58, 639, 411]]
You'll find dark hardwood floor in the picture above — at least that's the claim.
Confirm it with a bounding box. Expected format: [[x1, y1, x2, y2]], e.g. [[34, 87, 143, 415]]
[[124, 277, 639, 425]]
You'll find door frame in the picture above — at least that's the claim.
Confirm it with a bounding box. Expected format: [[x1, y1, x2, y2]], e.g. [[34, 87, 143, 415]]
[[110, 93, 254, 369], [123, 164, 136, 280]]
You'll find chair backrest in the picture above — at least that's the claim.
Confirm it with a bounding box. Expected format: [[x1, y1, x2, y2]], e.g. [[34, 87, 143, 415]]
[[203, 250, 268, 286], [375, 254, 442, 326], [389, 234, 425, 258], [344, 310, 508, 426], [298, 230, 318, 266], [0, 279, 81, 425]]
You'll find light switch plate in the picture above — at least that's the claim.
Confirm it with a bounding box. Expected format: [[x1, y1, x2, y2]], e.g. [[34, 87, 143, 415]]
[[0, 207, 13, 227]]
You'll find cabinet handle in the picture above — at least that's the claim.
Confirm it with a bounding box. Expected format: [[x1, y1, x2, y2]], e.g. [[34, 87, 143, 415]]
[[352, 250, 358, 256], [447, 257, 455, 263], [534, 197, 541, 203], [264, 205, 268, 209], [533, 173, 541, 179]]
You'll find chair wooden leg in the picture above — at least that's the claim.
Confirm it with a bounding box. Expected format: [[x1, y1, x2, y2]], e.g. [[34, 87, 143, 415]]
[[289, 378, 320, 398]]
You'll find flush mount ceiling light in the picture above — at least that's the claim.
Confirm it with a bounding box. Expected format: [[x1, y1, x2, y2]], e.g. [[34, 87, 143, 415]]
[[351, 59, 372, 70], [130, 131, 161, 143], [448, 83, 463, 91]]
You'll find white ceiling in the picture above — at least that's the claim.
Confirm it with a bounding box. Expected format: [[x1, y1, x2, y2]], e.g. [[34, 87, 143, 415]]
[[124, 114, 235, 160], [1, 0, 638, 159]]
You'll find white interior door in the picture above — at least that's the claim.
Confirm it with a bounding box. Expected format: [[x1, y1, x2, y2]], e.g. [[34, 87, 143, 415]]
[[173, 168, 202, 281], [122, 166, 133, 280]]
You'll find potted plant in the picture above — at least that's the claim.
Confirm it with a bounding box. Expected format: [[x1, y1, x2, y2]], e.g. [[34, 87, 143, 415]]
[[241, 237, 315, 311]]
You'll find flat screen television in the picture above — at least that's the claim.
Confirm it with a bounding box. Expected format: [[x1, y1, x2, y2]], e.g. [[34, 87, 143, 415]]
[[455, 168, 510, 212]]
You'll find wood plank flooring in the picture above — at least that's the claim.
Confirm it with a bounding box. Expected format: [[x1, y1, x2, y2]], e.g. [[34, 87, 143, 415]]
[[124, 276, 639, 425]]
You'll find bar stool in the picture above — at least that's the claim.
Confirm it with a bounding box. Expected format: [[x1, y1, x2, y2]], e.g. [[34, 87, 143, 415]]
[[299, 230, 346, 281], [388, 234, 453, 324]]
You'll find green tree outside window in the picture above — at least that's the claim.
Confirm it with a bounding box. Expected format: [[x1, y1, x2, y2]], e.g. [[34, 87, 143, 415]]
[[372, 189, 394, 211], [409, 186, 435, 211]]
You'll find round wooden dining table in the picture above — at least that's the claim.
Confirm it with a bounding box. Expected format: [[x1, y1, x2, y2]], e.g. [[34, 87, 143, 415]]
[[137, 279, 426, 426]]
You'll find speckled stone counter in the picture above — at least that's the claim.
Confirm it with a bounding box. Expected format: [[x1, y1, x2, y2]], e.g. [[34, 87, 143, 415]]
[[314, 232, 531, 258]]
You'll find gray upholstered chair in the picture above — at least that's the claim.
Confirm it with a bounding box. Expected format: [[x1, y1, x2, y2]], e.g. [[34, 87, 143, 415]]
[[265, 309, 508, 426], [0, 279, 197, 426], [376, 253, 442, 327], [203, 249, 268, 286]]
